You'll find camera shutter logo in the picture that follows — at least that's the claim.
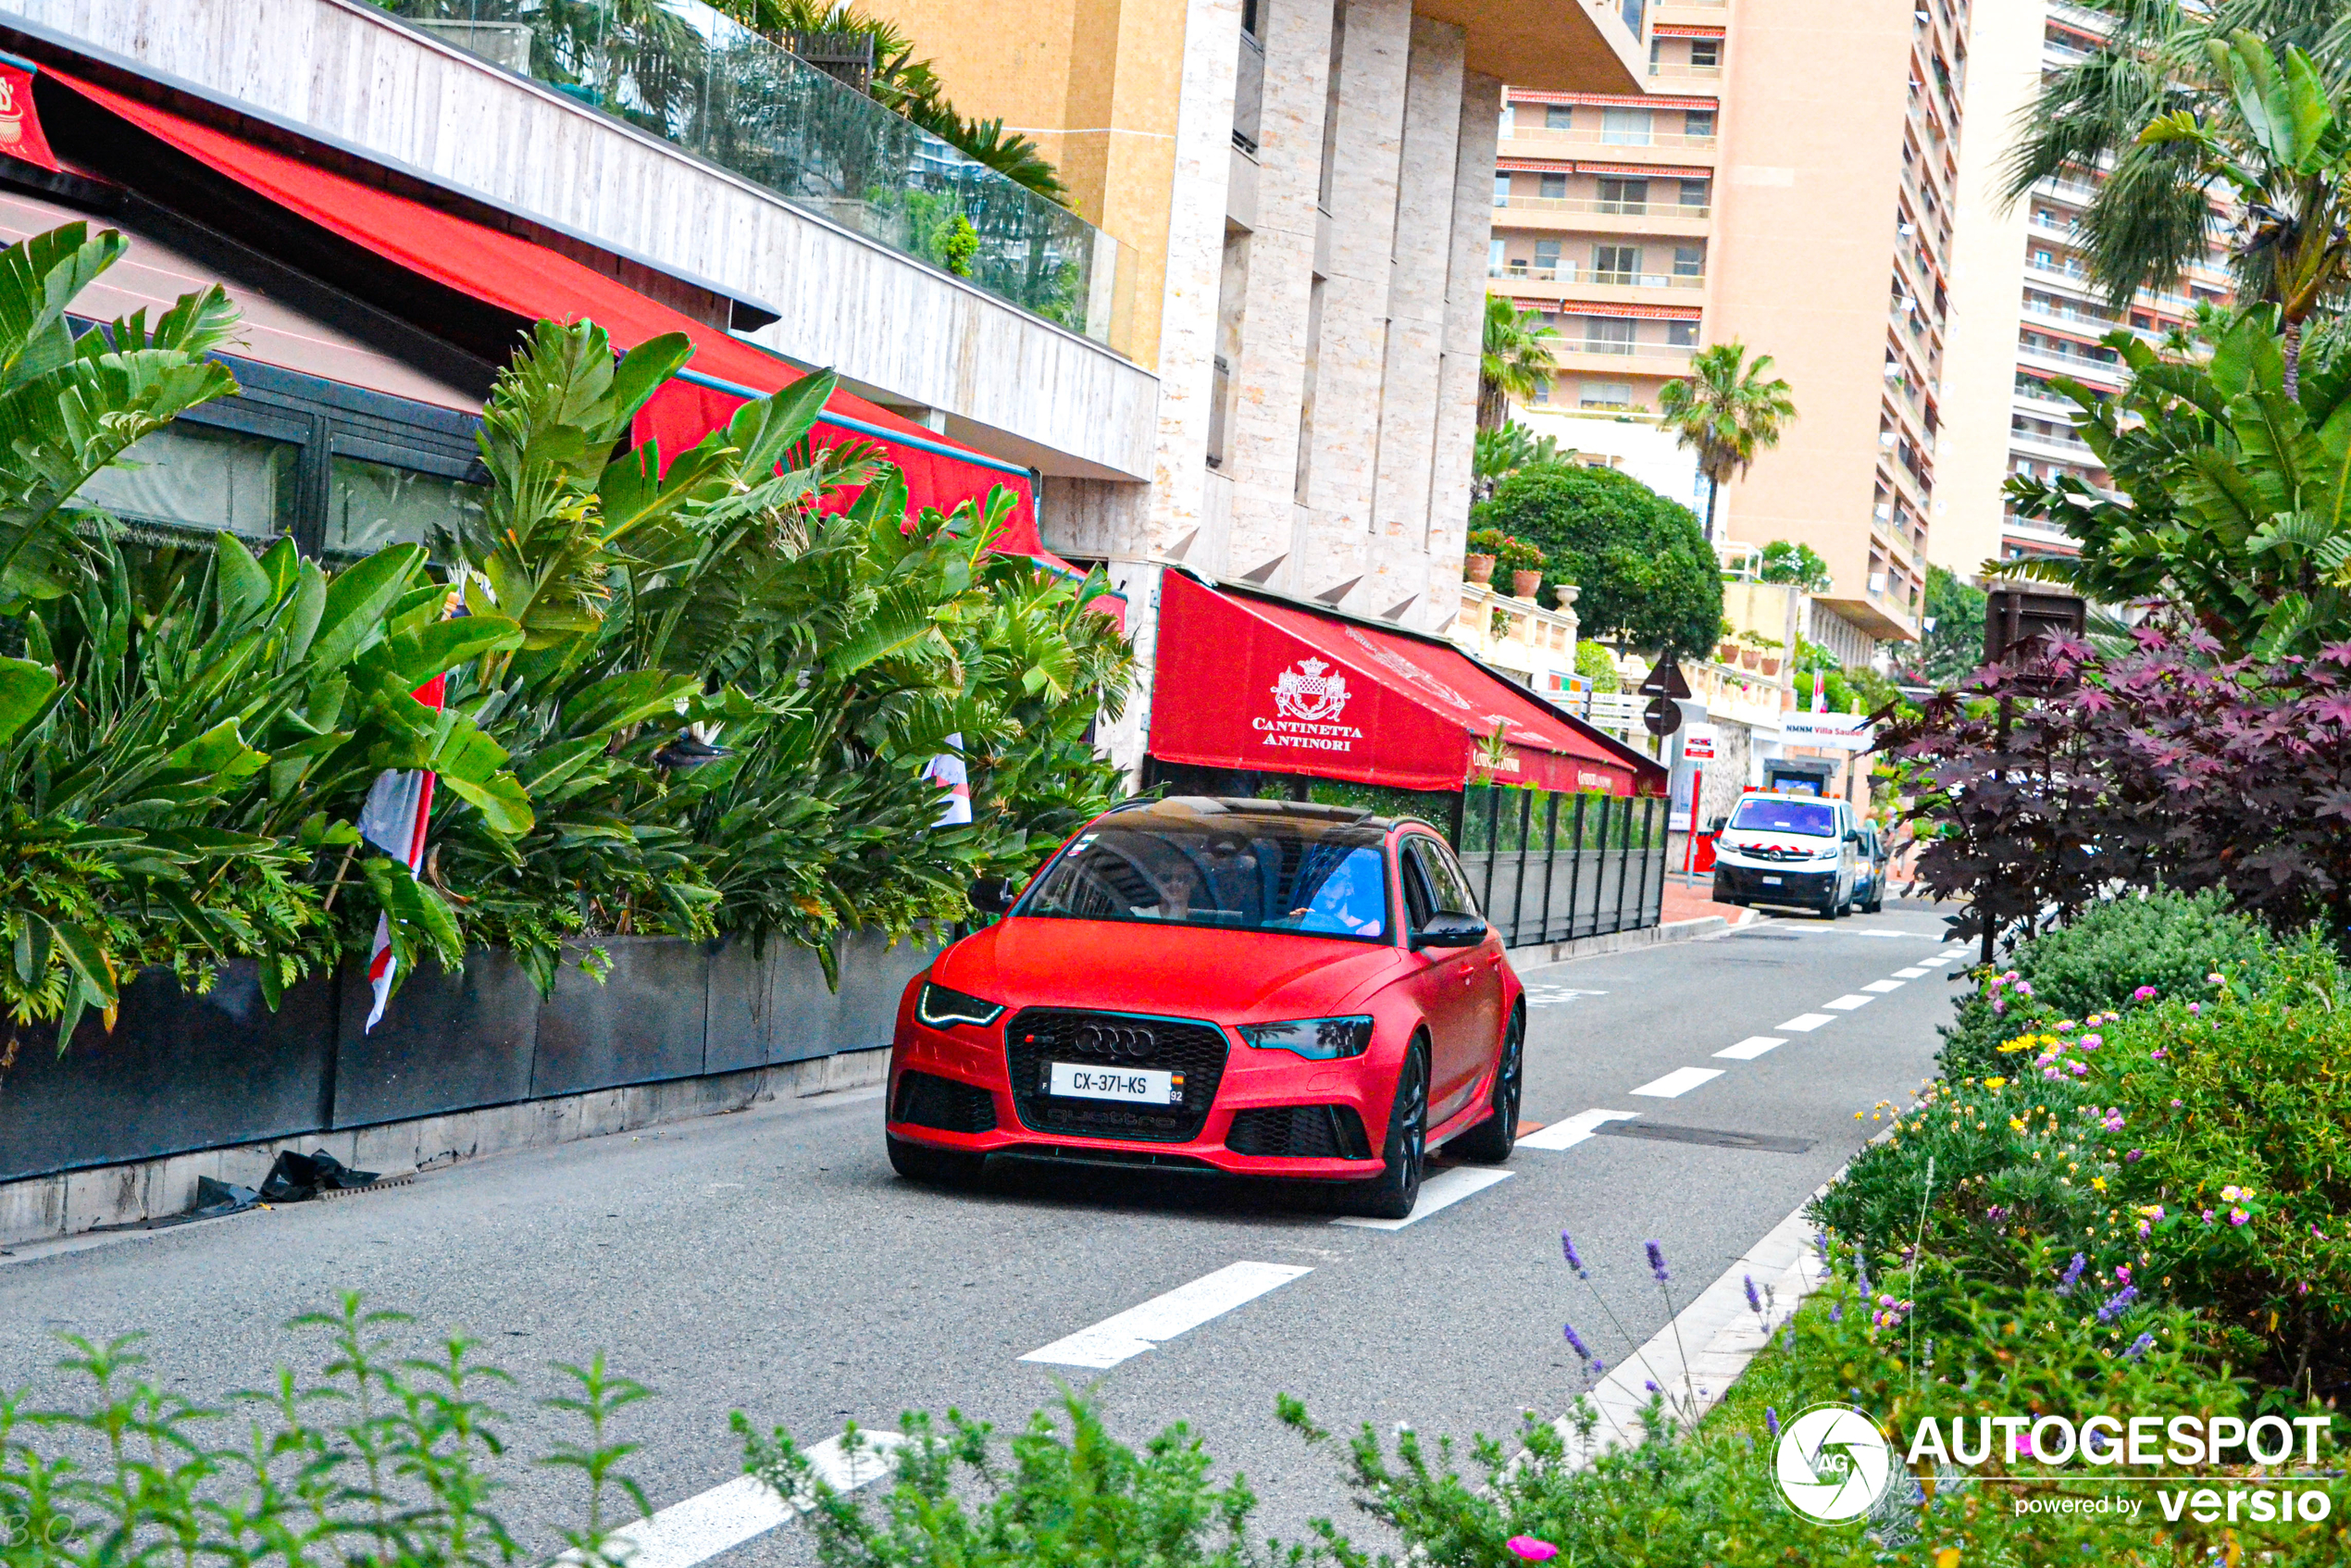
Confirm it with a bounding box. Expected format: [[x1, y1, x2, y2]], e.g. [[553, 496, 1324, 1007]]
[[1273, 658, 1351, 723], [1773, 1404, 1893, 1523]]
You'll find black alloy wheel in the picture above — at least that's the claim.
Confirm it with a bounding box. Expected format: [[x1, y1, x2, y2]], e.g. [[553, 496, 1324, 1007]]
[[1451, 1005, 1524, 1164], [887, 1134, 987, 1188], [1344, 1041, 1429, 1219]]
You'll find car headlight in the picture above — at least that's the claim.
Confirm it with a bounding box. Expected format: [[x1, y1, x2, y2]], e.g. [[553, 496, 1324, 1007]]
[[1238, 1016, 1375, 1060], [916, 981, 1005, 1028]]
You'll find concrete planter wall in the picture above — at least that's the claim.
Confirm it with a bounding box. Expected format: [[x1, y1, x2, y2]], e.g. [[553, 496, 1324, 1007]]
[[0, 932, 939, 1185]]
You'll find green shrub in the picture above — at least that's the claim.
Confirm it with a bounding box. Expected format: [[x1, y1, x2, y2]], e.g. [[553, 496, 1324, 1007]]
[[1937, 889, 2275, 1076], [737, 1394, 1286, 1568], [1471, 465, 1721, 658]]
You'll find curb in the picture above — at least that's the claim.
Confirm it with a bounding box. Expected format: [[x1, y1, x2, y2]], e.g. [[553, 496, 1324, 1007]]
[[1511, 908, 1756, 968]]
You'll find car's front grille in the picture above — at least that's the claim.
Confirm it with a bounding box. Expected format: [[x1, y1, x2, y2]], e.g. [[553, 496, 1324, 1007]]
[[1225, 1104, 1371, 1160], [892, 1070, 998, 1134], [1005, 1008, 1230, 1143]]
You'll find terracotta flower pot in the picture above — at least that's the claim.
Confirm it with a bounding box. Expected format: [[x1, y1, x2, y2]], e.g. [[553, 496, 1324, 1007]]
[[1511, 568, 1543, 599], [1465, 553, 1497, 584], [1717, 641, 1739, 663], [1760, 656, 1782, 677], [1740, 647, 1760, 669]]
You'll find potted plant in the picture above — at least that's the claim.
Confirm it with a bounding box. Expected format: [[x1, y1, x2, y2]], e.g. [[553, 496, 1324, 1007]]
[[1754, 634, 1785, 678], [1497, 535, 1547, 599], [1465, 526, 1506, 585], [1715, 617, 1738, 664]]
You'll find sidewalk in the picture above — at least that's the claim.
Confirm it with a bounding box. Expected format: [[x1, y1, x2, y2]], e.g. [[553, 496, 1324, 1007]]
[[1661, 875, 1754, 927]]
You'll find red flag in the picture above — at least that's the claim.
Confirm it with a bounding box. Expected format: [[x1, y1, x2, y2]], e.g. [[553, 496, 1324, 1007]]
[[358, 676, 446, 1031]]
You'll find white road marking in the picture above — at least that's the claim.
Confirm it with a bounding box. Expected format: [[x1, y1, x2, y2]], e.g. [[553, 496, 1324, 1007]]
[[1861, 979, 1905, 993], [595, 1432, 901, 1568], [1915, 956, 1953, 968], [1822, 993, 1876, 1011], [1714, 1036, 1786, 1061], [1332, 1165, 1513, 1230], [1020, 1261, 1312, 1367], [1630, 1066, 1724, 1099], [1943, 946, 1972, 956], [1525, 985, 1610, 1008], [1893, 966, 1929, 978], [1519, 1108, 1641, 1151], [1776, 1012, 1836, 1031], [1854, 929, 1922, 938]]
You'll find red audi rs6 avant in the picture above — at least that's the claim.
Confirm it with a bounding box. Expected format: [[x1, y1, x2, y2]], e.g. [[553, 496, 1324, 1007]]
[[884, 796, 1525, 1218]]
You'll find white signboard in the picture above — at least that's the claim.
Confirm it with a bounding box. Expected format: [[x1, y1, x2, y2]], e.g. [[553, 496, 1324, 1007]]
[[1781, 710, 1875, 753], [1681, 723, 1717, 762]]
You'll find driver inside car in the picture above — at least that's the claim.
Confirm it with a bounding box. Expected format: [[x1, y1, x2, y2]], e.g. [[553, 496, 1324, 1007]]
[[1287, 847, 1387, 937]]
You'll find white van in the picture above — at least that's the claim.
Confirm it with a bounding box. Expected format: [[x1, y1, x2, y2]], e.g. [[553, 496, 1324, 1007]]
[[1709, 791, 1863, 919]]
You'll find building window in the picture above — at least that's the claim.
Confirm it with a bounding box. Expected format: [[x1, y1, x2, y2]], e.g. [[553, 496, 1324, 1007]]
[[1494, 172, 1511, 204], [1597, 176, 1648, 211], [77, 422, 298, 541], [1530, 377, 1552, 404], [1594, 243, 1641, 281], [1690, 38, 1721, 68], [1601, 107, 1652, 145], [1490, 236, 1506, 272], [1545, 105, 1572, 131], [1581, 380, 1634, 409], [1534, 238, 1562, 273], [1678, 178, 1710, 207], [1667, 319, 1699, 346], [1539, 171, 1568, 199], [328, 455, 488, 558], [1684, 108, 1716, 138], [1585, 316, 1636, 354], [1673, 244, 1704, 277]]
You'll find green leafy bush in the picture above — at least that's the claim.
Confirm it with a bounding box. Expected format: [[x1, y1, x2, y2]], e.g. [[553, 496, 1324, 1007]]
[[1936, 888, 2275, 1076], [1471, 465, 1721, 658]]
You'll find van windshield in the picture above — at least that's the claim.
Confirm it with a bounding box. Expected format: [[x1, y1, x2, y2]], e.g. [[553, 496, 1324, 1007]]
[[1728, 798, 1838, 838]]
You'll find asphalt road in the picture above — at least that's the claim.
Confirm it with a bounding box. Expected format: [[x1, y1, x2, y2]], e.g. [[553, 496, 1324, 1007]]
[[0, 898, 1966, 1559]]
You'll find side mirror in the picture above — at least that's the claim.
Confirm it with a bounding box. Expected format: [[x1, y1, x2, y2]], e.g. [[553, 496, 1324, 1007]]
[[1412, 913, 1490, 950], [1846, 830, 1863, 844], [1707, 815, 1727, 834], [968, 876, 1020, 915]]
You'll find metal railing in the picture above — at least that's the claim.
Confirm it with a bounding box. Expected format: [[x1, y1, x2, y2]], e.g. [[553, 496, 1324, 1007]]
[[1456, 785, 1666, 949], [1502, 127, 1719, 150], [1489, 263, 1704, 288], [1495, 196, 1712, 219], [387, 0, 1130, 350]]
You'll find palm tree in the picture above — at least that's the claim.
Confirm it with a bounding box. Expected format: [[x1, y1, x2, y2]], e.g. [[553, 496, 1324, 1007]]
[[1478, 295, 1559, 430], [1655, 341, 1796, 546], [2007, 13, 2351, 389]]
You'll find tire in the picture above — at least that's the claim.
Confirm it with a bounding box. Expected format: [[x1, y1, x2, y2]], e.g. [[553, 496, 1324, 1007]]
[[1342, 1041, 1429, 1219], [887, 1134, 986, 1188], [1450, 1007, 1524, 1164], [1864, 884, 1885, 914]]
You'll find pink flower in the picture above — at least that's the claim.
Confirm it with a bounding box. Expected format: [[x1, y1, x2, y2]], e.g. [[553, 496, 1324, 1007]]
[[1993, 1000, 2007, 1014], [2081, 1033, 2102, 1049], [2133, 986, 2157, 1002], [2202, 1210, 2216, 1225], [2188, 1002, 2201, 1015], [2016, 981, 2034, 998], [1507, 1538, 1560, 1562], [2230, 1208, 2250, 1226]]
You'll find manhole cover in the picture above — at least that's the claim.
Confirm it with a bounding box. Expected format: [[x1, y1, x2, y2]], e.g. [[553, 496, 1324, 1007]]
[[1597, 1122, 1816, 1153]]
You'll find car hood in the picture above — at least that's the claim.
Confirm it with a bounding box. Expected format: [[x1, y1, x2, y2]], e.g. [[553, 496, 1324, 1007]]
[[935, 917, 1405, 1022]]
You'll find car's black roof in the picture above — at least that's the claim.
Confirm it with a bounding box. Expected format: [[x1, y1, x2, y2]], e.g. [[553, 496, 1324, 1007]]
[[1100, 795, 1425, 843]]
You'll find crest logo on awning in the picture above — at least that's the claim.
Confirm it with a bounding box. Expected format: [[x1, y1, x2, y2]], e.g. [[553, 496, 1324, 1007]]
[[1273, 657, 1351, 723]]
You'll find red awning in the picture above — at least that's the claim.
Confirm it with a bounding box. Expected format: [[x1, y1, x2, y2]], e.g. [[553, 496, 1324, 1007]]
[[1149, 573, 1666, 798], [51, 71, 1076, 571]]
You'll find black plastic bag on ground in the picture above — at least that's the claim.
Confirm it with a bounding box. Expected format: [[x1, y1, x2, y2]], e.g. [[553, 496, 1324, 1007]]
[[258, 1150, 379, 1202]]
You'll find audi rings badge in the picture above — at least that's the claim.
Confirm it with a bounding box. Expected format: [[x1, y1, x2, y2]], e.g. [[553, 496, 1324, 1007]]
[[1072, 1021, 1158, 1059]]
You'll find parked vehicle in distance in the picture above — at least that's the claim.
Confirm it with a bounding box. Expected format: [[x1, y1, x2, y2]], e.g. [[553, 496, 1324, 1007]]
[[884, 796, 1526, 1219], [1853, 819, 1890, 914], [1707, 791, 1863, 919]]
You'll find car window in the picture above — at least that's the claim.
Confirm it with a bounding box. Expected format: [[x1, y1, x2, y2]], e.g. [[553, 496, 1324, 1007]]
[[1022, 822, 1389, 941], [1729, 798, 1837, 837], [1399, 845, 1437, 929], [1403, 837, 1479, 926]]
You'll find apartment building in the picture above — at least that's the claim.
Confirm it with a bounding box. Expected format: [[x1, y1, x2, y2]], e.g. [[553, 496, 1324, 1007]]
[[1491, 0, 1971, 665], [1939, 0, 2234, 573], [868, 0, 1649, 772]]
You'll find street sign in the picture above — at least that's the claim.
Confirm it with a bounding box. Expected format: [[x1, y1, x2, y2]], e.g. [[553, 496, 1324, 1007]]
[[1681, 723, 1717, 761], [1637, 657, 1691, 701], [1643, 695, 1683, 736], [1984, 587, 2085, 666]]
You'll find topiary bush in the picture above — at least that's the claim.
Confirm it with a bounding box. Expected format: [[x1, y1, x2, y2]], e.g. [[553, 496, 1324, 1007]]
[[1471, 465, 1721, 658], [1936, 888, 2276, 1077]]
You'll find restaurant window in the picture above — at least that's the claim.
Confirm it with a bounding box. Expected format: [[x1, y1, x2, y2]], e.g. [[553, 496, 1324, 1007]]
[[76, 421, 299, 541], [328, 454, 488, 558]]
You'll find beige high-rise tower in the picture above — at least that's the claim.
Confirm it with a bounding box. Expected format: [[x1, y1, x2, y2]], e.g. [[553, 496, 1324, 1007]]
[[1494, 0, 1977, 666]]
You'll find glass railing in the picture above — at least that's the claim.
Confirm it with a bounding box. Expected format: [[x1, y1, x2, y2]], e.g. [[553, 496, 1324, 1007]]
[[385, 1, 1133, 353], [1495, 195, 1711, 219]]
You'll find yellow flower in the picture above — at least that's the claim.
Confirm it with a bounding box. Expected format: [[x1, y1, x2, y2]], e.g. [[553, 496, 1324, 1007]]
[[1984, 1076, 2007, 1089], [2091, 1176, 2107, 1192]]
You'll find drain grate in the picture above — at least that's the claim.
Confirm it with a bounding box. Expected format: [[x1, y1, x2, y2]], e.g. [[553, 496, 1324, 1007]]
[[1597, 1122, 1816, 1153]]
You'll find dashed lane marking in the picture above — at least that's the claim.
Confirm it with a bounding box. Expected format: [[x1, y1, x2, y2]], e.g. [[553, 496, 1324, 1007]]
[[1915, 957, 1954, 968], [1893, 966, 1930, 978], [1822, 993, 1876, 1011], [1525, 985, 1610, 1008], [1861, 979, 1905, 993], [1630, 1066, 1725, 1099], [1777, 1013, 1836, 1031], [1714, 1036, 1787, 1061], [593, 1431, 901, 1568], [1020, 1261, 1312, 1367], [1332, 1165, 1513, 1229], [1519, 1108, 1641, 1151]]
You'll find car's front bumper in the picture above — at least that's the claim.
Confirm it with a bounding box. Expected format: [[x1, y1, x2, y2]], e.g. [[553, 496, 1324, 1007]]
[[887, 1021, 1388, 1180], [1713, 862, 1838, 904]]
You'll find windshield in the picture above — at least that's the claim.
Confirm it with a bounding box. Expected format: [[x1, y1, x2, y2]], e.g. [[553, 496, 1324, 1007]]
[[1728, 798, 1838, 838], [1021, 823, 1390, 941]]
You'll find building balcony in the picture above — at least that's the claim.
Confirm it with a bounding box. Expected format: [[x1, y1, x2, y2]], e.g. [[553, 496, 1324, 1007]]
[[1549, 342, 1698, 375], [1648, 62, 1725, 81], [1494, 197, 1711, 235], [2009, 429, 2102, 468], [1500, 128, 1718, 157], [2016, 343, 2125, 387], [1492, 264, 1706, 307], [384, 0, 1131, 351]]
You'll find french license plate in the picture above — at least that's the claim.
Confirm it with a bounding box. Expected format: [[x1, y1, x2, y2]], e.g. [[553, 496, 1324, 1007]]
[[1047, 1062, 1183, 1104], [1761, 876, 1784, 886]]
